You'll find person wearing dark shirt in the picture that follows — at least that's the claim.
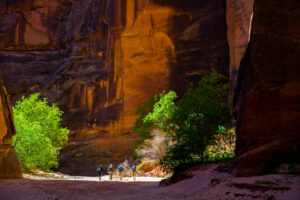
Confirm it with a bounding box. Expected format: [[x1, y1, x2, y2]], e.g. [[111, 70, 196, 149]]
[[117, 164, 124, 181], [96, 165, 102, 181]]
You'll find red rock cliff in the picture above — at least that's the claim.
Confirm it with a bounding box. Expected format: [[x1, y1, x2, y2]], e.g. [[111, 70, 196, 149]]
[[234, 0, 300, 176], [0, 74, 22, 179], [0, 0, 230, 175], [226, 0, 253, 100]]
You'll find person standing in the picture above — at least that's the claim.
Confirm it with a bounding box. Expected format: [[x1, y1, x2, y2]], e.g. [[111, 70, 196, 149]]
[[131, 164, 137, 181], [97, 165, 102, 181], [108, 164, 114, 181], [117, 164, 124, 181]]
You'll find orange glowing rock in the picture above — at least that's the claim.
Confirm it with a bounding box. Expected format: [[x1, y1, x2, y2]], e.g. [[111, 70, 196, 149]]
[[0, 76, 22, 179]]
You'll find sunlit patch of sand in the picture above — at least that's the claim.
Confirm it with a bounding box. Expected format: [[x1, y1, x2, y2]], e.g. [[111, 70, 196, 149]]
[[23, 170, 164, 182]]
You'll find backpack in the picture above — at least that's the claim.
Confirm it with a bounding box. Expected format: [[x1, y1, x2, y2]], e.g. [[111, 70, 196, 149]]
[[118, 166, 124, 171], [132, 166, 136, 172], [97, 167, 102, 172]]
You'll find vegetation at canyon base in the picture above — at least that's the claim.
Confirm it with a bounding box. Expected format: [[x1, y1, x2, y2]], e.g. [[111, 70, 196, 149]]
[[134, 69, 233, 168], [12, 93, 69, 171], [254, 180, 279, 186]]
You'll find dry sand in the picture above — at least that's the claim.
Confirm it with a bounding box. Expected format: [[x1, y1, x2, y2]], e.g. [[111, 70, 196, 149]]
[[0, 165, 299, 200]]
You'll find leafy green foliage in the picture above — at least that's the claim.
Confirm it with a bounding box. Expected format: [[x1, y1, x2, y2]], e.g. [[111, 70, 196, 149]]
[[133, 96, 158, 157], [144, 91, 177, 133], [133, 69, 232, 169], [206, 128, 235, 159], [205, 154, 235, 163], [133, 91, 177, 152], [12, 93, 69, 171], [133, 93, 176, 161], [254, 180, 279, 186], [161, 70, 230, 167]]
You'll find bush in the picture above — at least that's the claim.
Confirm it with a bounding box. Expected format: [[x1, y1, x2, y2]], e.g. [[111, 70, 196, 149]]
[[133, 97, 156, 155], [12, 93, 69, 171], [206, 128, 235, 159], [254, 180, 279, 186], [133, 91, 177, 159], [136, 129, 172, 161]]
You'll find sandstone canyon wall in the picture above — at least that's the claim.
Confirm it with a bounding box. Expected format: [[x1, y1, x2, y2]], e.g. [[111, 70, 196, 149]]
[[234, 0, 300, 176], [226, 0, 253, 100], [0, 74, 22, 179], [0, 0, 230, 175]]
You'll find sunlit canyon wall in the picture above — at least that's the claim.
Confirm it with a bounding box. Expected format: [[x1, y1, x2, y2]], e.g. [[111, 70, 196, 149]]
[[226, 0, 253, 100], [0, 74, 22, 179]]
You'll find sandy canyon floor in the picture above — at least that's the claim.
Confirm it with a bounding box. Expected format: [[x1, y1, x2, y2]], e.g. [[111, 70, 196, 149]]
[[0, 165, 299, 200]]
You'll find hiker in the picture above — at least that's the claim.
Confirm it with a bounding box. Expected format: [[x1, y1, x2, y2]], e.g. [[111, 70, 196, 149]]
[[108, 164, 114, 181], [117, 164, 124, 181], [97, 165, 102, 181], [132, 164, 137, 181]]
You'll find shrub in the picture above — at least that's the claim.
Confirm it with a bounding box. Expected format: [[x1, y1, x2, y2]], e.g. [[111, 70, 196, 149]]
[[254, 180, 279, 186], [133, 97, 156, 156], [206, 128, 235, 159], [133, 91, 177, 159], [136, 130, 172, 161]]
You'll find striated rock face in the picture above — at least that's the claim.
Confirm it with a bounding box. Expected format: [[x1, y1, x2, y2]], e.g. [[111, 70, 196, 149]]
[[226, 0, 253, 100], [0, 0, 229, 175], [0, 74, 22, 179], [234, 0, 300, 176]]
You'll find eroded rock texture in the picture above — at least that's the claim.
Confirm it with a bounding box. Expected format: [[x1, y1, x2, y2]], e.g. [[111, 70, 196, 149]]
[[0, 75, 22, 179], [0, 0, 229, 175], [226, 0, 253, 100], [234, 0, 300, 176]]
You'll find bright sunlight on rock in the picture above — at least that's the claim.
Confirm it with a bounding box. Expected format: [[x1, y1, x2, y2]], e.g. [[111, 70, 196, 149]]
[[0, 74, 22, 179]]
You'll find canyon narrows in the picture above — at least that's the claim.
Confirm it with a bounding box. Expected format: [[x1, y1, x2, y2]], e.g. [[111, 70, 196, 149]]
[[0, 0, 298, 180]]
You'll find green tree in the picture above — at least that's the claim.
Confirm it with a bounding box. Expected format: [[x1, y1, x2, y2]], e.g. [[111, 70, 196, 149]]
[[133, 69, 231, 168], [12, 93, 69, 171], [162, 69, 230, 167]]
